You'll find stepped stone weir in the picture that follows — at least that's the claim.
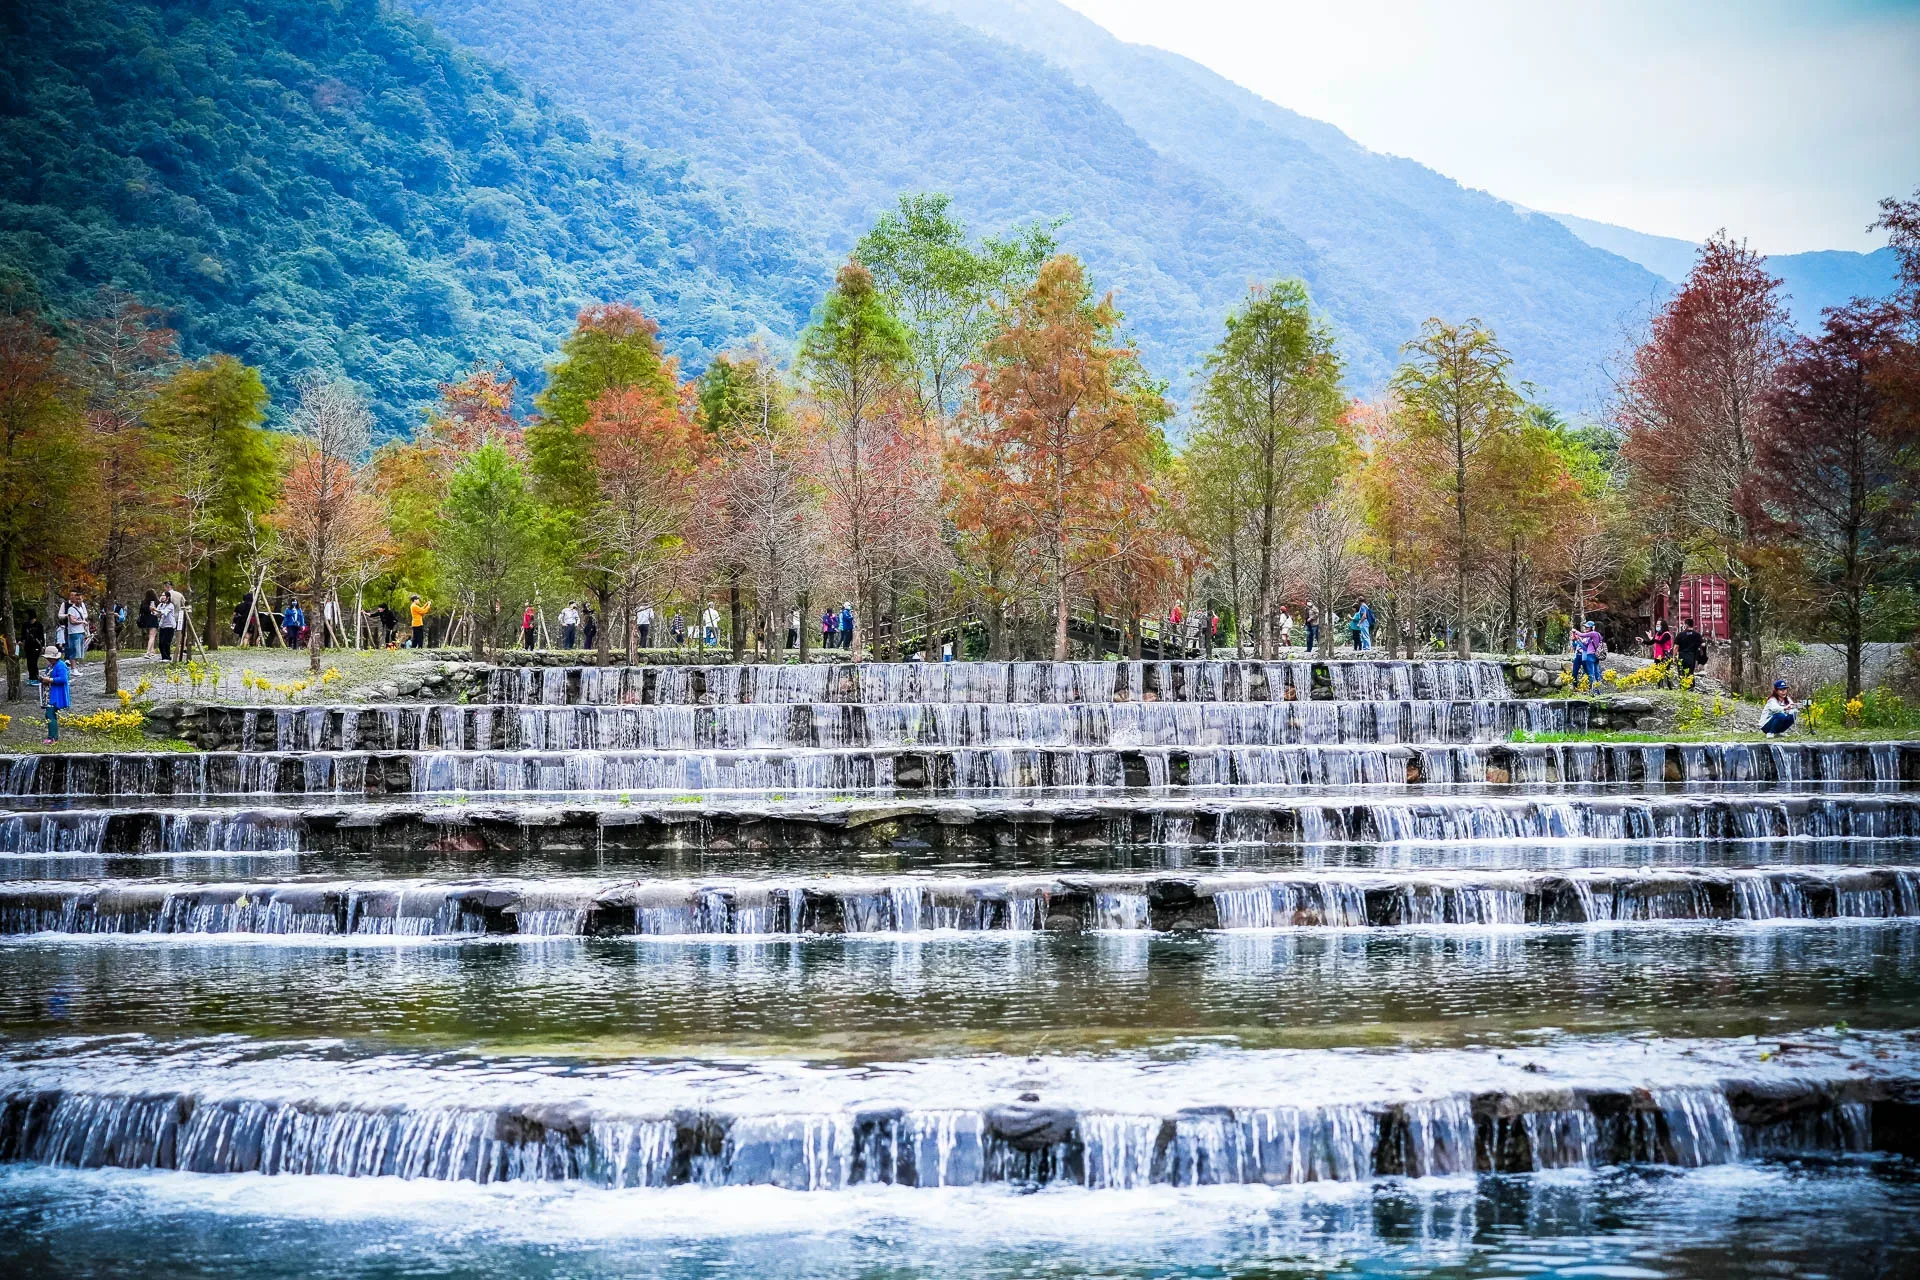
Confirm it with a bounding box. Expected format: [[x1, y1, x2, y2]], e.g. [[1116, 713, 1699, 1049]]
[[5, 791, 1920, 854], [10, 740, 1915, 799], [3, 867, 1916, 937], [0, 1035, 1913, 1190], [6, 653, 1920, 1269]]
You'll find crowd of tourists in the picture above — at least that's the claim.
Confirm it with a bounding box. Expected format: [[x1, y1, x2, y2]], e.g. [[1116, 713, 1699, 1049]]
[[8, 577, 1807, 743]]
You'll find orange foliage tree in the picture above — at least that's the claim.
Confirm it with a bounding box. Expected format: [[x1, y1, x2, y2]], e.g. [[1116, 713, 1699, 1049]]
[[1617, 235, 1790, 692], [954, 255, 1169, 659], [583, 377, 705, 661]]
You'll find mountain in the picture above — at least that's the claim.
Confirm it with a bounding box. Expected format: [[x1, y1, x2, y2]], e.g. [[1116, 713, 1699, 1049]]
[[410, 0, 1661, 413], [919, 0, 1667, 412], [410, 0, 1395, 401], [0, 0, 823, 435], [1549, 213, 1902, 333]]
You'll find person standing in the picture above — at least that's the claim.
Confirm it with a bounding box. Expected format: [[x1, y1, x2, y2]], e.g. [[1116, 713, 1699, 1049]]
[[156, 591, 179, 662], [1760, 680, 1797, 737], [558, 601, 579, 650], [59, 591, 88, 663], [1278, 609, 1293, 650], [1569, 621, 1591, 684], [582, 604, 598, 652], [701, 602, 720, 648], [787, 609, 800, 651], [138, 591, 159, 658], [23, 615, 44, 684], [1305, 606, 1319, 654], [635, 603, 653, 651], [232, 594, 255, 652], [409, 595, 431, 649], [837, 602, 854, 652], [521, 604, 538, 649], [1675, 618, 1706, 681], [1355, 601, 1374, 652], [41, 645, 68, 743], [822, 608, 837, 651]]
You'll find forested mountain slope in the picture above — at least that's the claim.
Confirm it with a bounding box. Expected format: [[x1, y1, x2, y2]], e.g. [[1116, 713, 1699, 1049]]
[[415, 0, 1668, 409], [923, 0, 1667, 412], [0, 0, 822, 434], [1550, 212, 1902, 332], [412, 0, 1402, 398]]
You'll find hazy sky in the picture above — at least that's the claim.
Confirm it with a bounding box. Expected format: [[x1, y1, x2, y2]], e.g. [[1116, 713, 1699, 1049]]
[[1058, 0, 1920, 252]]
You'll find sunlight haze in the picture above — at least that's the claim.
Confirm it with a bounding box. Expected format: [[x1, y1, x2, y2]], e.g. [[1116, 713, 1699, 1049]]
[[1057, 0, 1920, 252]]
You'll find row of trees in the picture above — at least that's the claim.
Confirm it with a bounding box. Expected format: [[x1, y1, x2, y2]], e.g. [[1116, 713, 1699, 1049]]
[[2, 189, 1914, 697], [1618, 198, 1920, 697]]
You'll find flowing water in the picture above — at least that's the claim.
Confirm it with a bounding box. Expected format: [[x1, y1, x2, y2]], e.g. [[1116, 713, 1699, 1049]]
[[2, 658, 1917, 1277]]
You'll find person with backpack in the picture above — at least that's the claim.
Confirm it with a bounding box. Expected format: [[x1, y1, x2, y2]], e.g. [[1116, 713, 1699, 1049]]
[[41, 645, 68, 743]]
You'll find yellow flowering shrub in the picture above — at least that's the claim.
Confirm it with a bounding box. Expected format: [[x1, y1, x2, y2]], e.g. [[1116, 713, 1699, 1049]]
[[66, 709, 146, 733]]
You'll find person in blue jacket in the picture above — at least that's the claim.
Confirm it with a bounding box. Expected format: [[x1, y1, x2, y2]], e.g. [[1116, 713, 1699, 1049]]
[[41, 644, 68, 743]]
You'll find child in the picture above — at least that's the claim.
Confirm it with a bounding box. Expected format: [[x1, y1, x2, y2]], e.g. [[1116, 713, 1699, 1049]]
[[41, 645, 68, 744], [1760, 680, 1796, 738]]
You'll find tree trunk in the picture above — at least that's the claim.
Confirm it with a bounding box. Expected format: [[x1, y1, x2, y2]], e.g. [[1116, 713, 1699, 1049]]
[[594, 582, 612, 667], [0, 543, 16, 703], [797, 588, 811, 663], [308, 583, 324, 673], [103, 569, 120, 695], [729, 577, 745, 664], [204, 555, 219, 651], [1052, 567, 1070, 661], [624, 589, 638, 666], [1505, 538, 1520, 655]]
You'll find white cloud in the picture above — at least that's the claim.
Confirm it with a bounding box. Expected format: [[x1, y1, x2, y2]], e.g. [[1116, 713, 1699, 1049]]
[[1057, 0, 1920, 251]]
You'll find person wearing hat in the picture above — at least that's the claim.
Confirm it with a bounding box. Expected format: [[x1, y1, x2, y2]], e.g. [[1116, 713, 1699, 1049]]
[[1760, 680, 1797, 738], [40, 645, 68, 744]]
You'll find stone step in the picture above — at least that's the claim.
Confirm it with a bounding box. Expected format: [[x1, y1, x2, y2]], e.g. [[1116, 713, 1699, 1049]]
[[7, 741, 1913, 799], [152, 697, 1657, 752], [4, 791, 1920, 854], [4, 866, 1914, 936], [2, 1035, 1911, 1188]]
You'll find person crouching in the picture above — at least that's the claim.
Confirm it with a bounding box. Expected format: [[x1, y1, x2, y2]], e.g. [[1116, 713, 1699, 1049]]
[[1760, 680, 1796, 738]]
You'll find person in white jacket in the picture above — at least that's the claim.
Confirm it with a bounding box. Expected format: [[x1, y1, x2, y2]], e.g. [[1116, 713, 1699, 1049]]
[[1760, 680, 1797, 737]]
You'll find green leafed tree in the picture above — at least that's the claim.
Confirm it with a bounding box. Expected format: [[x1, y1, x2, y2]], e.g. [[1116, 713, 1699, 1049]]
[[800, 261, 914, 656], [529, 304, 680, 663], [1391, 318, 1525, 657], [1189, 280, 1347, 657], [0, 297, 92, 700], [855, 194, 1055, 424], [440, 443, 543, 657], [146, 354, 279, 651]]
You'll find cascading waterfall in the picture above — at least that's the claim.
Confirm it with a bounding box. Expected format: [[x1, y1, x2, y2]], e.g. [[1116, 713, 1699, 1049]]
[[8, 651, 1919, 1243], [2, 1072, 1884, 1189]]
